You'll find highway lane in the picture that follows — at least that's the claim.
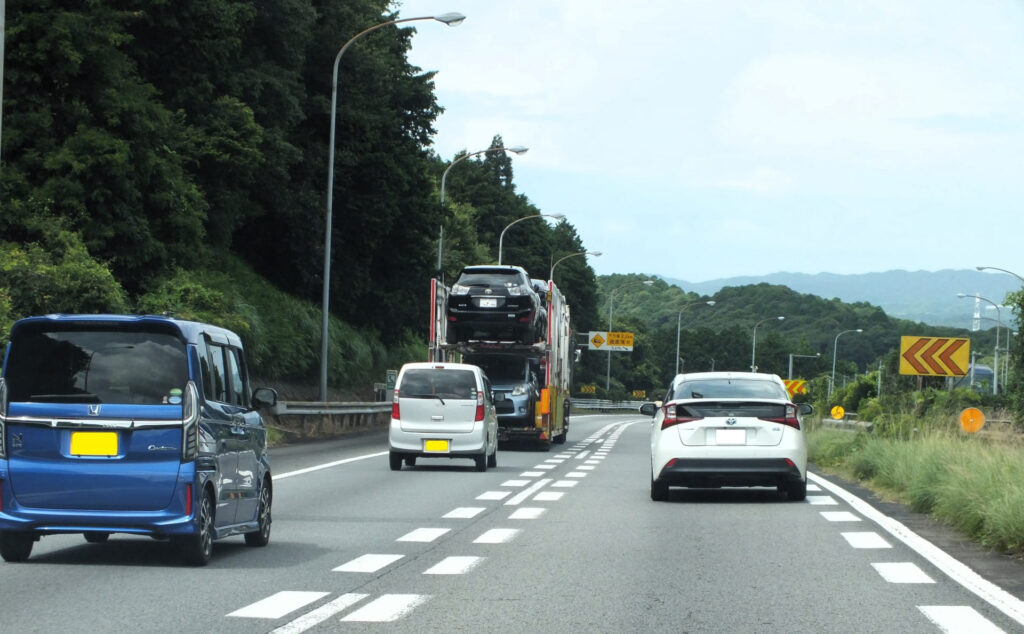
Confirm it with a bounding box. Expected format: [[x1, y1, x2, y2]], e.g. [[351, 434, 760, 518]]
[[1, 414, 1023, 633]]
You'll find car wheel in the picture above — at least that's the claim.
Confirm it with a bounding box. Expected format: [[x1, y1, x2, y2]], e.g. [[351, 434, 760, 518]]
[[650, 477, 669, 502], [474, 451, 488, 472], [787, 478, 807, 501], [487, 445, 497, 468], [244, 479, 272, 547], [405, 456, 417, 467], [84, 532, 110, 544], [0, 532, 35, 562], [179, 490, 214, 566], [389, 452, 403, 471]]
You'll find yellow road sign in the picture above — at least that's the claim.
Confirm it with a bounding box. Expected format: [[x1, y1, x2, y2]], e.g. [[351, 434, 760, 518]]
[[959, 407, 985, 433], [587, 331, 635, 351], [899, 336, 969, 377], [830, 405, 845, 420], [632, 390, 646, 399]]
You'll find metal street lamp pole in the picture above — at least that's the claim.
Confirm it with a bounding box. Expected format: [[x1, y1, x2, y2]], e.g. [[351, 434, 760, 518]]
[[320, 12, 465, 402], [675, 300, 715, 375], [829, 329, 863, 398], [976, 265, 1024, 284], [497, 213, 565, 265], [958, 293, 1001, 394], [787, 352, 820, 380], [438, 145, 528, 280], [606, 280, 654, 390], [549, 250, 601, 282], [750, 316, 784, 372]]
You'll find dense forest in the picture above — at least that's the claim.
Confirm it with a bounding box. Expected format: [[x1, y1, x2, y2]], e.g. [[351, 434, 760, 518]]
[[1, 1, 1021, 417]]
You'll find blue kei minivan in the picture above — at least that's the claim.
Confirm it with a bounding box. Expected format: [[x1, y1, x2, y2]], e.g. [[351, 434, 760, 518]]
[[0, 314, 278, 565]]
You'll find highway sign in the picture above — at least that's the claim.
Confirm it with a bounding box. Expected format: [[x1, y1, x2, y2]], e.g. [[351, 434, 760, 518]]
[[899, 336, 969, 376], [587, 331, 635, 351], [632, 390, 646, 399], [580, 384, 597, 394]]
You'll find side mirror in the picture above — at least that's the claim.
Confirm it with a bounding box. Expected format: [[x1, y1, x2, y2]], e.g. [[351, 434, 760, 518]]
[[798, 403, 814, 415], [252, 387, 278, 410], [639, 402, 657, 417]]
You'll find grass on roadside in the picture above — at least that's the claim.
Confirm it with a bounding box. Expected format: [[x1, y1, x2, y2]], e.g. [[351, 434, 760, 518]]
[[807, 425, 1024, 556]]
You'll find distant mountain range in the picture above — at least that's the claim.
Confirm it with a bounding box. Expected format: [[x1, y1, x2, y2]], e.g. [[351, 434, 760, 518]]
[[660, 269, 1021, 328]]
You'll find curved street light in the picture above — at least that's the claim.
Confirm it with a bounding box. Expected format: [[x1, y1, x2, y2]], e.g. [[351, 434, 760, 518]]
[[675, 300, 715, 375], [976, 265, 1024, 284], [958, 292, 1002, 395], [750, 316, 785, 372], [438, 145, 528, 279], [550, 250, 601, 282], [606, 279, 654, 390], [497, 213, 565, 265], [829, 329, 863, 398], [320, 12, 465, 401], [787, 352, 820, 380]]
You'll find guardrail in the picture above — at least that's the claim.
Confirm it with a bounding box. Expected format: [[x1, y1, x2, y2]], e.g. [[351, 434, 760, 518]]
[[571, 398, 649, 413], [267, 401, 391, 441], [271, 401, 390, 416]]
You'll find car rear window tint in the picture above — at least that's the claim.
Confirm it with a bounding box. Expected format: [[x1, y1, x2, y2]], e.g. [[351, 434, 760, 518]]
[[5, 329, 188, 405], [455, 272, 522, 287], [678, 402, 788, 418], [399, 369, 477, 399], [673, 379, 786, 400]]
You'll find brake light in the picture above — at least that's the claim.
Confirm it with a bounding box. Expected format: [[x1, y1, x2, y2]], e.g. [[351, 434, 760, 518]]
[[392, 389, 400, 420], [181, 381, 200, 462], [185, 483, 192, 517], [518, 311, 534, 323], [474, 389, 485, 422], [661, 404, 703, 429], [759, 404, 801, 429]]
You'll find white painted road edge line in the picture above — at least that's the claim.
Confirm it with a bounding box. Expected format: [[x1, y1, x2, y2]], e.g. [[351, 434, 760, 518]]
[[808, 471, 1024, 627], [275, 452, 388, 480]]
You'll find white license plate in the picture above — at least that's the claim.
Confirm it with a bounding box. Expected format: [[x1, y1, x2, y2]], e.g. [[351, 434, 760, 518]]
[[715, 429, 746, 445], [479, 297, 498, 308]]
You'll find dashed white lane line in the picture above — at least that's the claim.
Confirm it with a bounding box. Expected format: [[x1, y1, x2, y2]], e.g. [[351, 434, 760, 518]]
[[477, 490, 512, 501], [502, 479, 531, 487], [544, 459, 565, 464], [808, 484, 822, 492], [533, 464, 557, 470], [552, 480, 578, 488], [340, 594, 429, 622], [509, 507, 546, 520], [566, 471, 588, 478], [842, 531, 892, 549], [444, 507, 485, 519], [807, 495, 838, 505], [334, 554, 403, 573], [475, 528, 521, 544], [520, 471, 544, 477], [577, 465, 596, 471], [575, 451, 592, 460], [397, 528, 450, 543], [821, 511, 861, 522], [534, 491, 564, 501], [269, 594, 369, 634], [918, 606, 1005, 633], [872, 562, 935, 584], [505, 479, 552, 505], [424, 556, 485, 575], [229, 591, 330, 619], [585, 460, 602, 465]]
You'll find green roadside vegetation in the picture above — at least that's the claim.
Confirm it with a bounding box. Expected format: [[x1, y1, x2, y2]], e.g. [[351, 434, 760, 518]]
[[806, 392, 1024, 557]]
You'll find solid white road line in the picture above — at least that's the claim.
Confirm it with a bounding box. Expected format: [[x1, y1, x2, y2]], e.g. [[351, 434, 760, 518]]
[[340, 594, 429, 622], [918, 606, 1005, 633], [269, 594, 370, 634], [397, 528, 450, 543], [229, 591, 330, 619], [275, 452, 388, 480], [820, 511, 861, 522], [842, 532, 892, 549], [474, 528, 521, 544], [424, 556, 484, 575], [334, 554, 403, 573], [505, 479, 552, 505], [810, 471, 1024, 627], [872, 562, 935, 584], [443, 507, 486, 519]]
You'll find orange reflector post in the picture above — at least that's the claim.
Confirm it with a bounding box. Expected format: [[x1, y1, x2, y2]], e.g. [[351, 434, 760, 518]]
[[539, 388, 550, 415]]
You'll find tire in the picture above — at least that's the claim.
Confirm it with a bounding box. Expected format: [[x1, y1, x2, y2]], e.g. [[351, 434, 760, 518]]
[[487, 445, 497, 468], [404, 456, 417, 467], [84, 532, 110, 543], [474, 451, 488, 472], [244, 479, 272, 547], [650, 476, 669, 502], [389, 451, 403, 471], [180, 491, 214, 566], [787, 478, 807, 501], [0, 532, 35, 562]]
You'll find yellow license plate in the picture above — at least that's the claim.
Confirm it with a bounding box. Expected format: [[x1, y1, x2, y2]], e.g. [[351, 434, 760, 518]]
[[424, 439, 450, 453], [70, 431, 119, 456]]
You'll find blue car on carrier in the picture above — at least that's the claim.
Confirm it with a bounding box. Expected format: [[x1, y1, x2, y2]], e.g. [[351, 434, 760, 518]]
[[0, 314, 277, 565]]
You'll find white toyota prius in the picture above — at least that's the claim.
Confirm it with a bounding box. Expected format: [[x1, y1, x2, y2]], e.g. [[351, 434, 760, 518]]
[[643, 372, 813, 501]]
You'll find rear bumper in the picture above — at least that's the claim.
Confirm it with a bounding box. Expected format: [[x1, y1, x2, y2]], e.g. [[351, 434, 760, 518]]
[[655, 458, 804, 489], [388, 424, 486, 456]]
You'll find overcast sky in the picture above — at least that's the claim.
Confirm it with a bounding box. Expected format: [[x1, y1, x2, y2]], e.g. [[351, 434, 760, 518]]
[[389, 0, 1024, 283]]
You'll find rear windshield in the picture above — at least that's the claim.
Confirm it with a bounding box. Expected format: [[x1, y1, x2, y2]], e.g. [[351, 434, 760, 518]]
[[455, 271, 524, 288], [677, 402, 788, 418], [399, 369, 477, 399], [463, 356, 526, 382], [4, 328, 189, 405], [672, 378, 786, 401]]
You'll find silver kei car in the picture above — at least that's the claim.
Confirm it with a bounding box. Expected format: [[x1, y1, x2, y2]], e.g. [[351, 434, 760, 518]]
[[388, 362, 499, 472], [643, 372, 813, 502]]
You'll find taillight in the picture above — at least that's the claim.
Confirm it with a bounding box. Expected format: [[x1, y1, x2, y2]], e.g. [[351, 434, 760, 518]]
[[518, 311, 534, 323], [392, 389, 401, 420], [661, 404, 702, 429], [185, 483, 193, 516], [0, 378, 7, 459], [474, 389, 485, 422], [759, 404, 801, 429], [181, 381, 200, 461]]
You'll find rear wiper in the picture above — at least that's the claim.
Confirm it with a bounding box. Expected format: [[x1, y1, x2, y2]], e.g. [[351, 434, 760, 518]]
[[29, 393, 100, 403], [690, 392, 704, 399], [407, 393, 445, 404]]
